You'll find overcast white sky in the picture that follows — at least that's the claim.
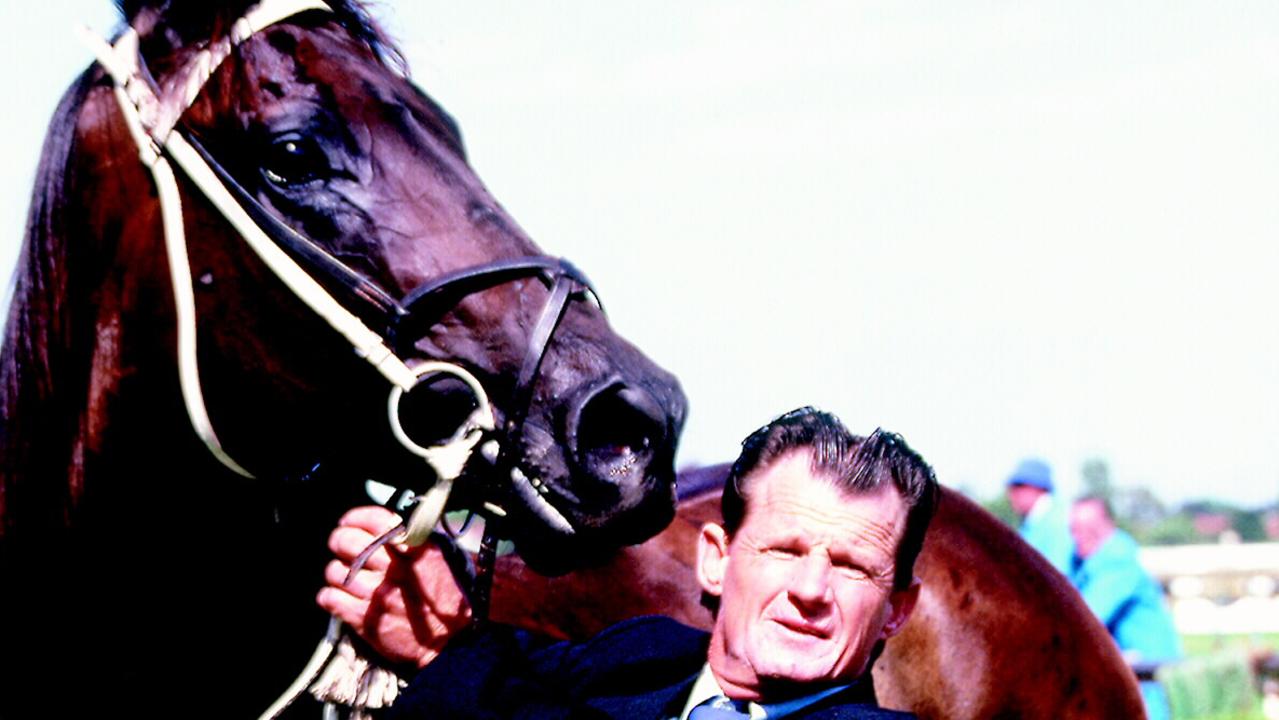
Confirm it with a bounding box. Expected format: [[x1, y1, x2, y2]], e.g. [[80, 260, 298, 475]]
[[3, 2, 1277, 508]]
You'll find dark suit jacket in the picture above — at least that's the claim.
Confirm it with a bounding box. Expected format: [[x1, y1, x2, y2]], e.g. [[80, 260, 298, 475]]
[[387, 616, 915, 719]]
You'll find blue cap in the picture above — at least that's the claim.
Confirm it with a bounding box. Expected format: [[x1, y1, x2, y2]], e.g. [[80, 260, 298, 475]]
[[1007, 458, 1053, 492]]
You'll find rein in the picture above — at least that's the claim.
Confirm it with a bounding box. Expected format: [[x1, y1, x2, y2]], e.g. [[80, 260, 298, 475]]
[[80, 0, 600, 715]]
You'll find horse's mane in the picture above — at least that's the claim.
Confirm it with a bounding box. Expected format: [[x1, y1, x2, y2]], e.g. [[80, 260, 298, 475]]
[[0, 70, 98, 537], [0, 0, 414, 537]]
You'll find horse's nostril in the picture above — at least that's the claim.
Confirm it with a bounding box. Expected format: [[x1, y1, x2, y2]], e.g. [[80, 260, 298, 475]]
[[573, 384, 666, 475]]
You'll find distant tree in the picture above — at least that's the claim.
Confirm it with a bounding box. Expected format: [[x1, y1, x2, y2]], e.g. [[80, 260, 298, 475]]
[[1141, 513, 1200, 546], [1231, 510, 1265, 542], [982, 494, 1018, 528], [1081, 458, 1114, 502], [1183, 499, 1232, 515], [1114, 486, 1167, 534]]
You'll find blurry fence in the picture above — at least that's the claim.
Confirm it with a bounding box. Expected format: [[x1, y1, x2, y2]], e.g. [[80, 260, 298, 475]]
[[1139, 542, 1279, 636], [1138, 543, 1279, 719]]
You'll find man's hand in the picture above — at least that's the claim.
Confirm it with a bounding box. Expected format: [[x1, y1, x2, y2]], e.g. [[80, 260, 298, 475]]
[[316, 506, 472, 669]]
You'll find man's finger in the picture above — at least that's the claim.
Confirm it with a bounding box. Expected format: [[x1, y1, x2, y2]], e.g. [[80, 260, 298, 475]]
[[339, 506, 402, 534], [327, 562, 413, 612], [328, 526, 393, 569], [316, 587, 372, 629]]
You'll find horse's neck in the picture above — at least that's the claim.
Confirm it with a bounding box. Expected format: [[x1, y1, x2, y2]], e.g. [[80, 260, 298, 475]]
[[1, 303, 334, 718], [0, 75, 187, 532], [1, 287, 220, 536]]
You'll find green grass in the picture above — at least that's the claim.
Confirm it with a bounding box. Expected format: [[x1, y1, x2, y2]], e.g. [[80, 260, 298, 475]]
[[1163, 634, 1277, 720], [1182, 633, 1279, 658]]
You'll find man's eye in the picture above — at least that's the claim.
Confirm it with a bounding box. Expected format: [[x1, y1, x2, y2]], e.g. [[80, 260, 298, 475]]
[[836, 565, 872, 580], [832, 558, 873, 579], [765, 547, 801, 558]]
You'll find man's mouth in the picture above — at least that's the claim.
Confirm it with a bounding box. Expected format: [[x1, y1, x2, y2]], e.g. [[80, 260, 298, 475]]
[[772, 617, 833, 639]]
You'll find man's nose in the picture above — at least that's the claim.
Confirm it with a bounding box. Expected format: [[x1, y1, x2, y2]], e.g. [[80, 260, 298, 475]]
[[788, 553, 834, 608]]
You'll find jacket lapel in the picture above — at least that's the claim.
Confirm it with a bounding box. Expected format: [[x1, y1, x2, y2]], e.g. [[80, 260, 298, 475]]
[[585, 671, 699, 718]]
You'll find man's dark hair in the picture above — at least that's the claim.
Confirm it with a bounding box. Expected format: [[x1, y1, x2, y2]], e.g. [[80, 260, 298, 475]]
[[722, 406, 939, 591]]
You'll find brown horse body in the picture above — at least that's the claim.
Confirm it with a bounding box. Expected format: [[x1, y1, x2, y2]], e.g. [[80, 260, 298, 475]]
[[493, 465, 1146, 719]]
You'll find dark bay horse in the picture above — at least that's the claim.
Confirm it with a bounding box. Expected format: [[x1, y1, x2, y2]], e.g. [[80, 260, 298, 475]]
[[0, 1, 685, 716], [492, 465, 1148, 719]]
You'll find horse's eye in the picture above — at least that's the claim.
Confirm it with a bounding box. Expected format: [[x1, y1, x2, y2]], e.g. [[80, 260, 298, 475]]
[[261, 134, 330, 187]]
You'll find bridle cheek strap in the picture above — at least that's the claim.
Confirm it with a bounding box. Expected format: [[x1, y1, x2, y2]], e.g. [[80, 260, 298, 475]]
[[79, 0, 422, 478]]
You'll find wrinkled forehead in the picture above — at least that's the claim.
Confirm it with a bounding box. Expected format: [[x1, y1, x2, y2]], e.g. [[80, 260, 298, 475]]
[[742, 448, 894, 499], [742, 451, 909, 529]]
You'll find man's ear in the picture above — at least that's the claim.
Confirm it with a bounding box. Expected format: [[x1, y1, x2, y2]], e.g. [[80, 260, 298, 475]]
[[695, 522, 731, 598], [880, 577, 922, 639]]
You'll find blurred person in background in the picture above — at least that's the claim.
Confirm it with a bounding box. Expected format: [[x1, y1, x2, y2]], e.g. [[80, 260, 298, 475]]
[[1005, 458, 1073, 574], [1070, 495, 1183, 720]]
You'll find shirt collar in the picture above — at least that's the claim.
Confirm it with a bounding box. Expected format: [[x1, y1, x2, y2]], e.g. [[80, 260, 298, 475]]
[[678, 665, 850, 720], [679, 666, 727, 720]]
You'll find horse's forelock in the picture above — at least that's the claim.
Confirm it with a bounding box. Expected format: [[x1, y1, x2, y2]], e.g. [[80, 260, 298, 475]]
[[113, 0, 407, 77]]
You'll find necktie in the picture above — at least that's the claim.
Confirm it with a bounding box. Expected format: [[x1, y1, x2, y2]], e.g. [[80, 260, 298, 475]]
[[689, 695, 752, 720]]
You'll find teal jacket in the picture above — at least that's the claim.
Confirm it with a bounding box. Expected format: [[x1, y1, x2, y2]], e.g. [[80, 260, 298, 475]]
[[1070, 529, 1182, 663], [1020, 496, 1074, 575]]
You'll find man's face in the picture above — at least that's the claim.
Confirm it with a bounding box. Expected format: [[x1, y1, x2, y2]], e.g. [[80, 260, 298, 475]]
[[697, 450, 919, 699], [1069, 499, 1112, 559], [1006, 483, 1044, 517]]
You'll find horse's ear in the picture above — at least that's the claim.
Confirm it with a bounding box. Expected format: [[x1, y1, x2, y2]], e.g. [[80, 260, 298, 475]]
[[115, 1, 238, 25], [114, 1, 265, 39]]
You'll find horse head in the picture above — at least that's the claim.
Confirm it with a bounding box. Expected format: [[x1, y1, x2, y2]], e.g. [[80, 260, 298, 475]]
[[0, 4, 692, 713], [1, 0, 686, 577], [1, 2, 687, 714]]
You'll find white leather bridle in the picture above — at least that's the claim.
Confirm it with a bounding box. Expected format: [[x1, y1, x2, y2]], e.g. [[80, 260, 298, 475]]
[[78, 2, 610, 714], [78, 0, 597, 523]]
